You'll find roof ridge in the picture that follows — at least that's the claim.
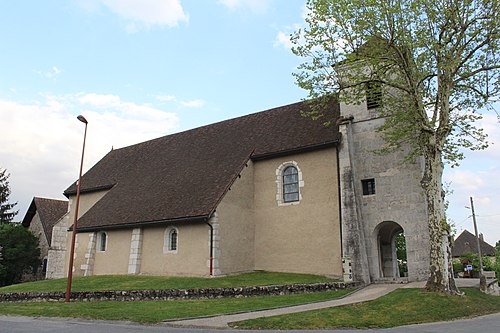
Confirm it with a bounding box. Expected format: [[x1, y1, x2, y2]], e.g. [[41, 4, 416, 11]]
[[110, 100, 311, 153]]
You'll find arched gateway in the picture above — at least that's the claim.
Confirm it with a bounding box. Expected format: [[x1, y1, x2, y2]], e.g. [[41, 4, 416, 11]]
[[375, 221, 406, 279]]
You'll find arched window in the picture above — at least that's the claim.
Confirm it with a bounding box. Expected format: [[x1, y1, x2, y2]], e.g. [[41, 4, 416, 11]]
[[283, 166, 299, 202], [276, 161, 303, 206], [169, 229, 178, 251], [164, 227, 178, 253], [97, 231, 107, 252]]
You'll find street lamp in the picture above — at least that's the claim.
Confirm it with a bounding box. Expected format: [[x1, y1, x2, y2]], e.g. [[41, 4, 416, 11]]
[[65, 115, 88, 302]]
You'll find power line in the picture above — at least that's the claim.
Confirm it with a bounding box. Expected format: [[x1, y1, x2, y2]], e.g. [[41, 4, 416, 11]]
[[476, 213, 500, 218]]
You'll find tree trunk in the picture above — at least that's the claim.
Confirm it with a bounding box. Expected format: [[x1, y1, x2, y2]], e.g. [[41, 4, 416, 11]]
[[422, 145, 460, 294]]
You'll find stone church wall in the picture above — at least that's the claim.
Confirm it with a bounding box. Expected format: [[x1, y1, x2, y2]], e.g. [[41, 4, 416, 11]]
[[339, 100, 430, 282]]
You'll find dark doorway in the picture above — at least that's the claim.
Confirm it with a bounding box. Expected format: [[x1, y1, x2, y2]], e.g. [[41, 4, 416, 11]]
[[376, 221, 406, 278]]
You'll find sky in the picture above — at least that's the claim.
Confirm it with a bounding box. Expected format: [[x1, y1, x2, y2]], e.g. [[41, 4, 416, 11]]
[[0, 0, 499, 245]]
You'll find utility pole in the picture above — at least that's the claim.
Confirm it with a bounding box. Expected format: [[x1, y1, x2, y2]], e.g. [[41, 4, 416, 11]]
[[469, 197, 484, 277]]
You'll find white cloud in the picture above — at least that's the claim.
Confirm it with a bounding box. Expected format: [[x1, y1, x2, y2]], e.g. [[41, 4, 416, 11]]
[[103, 0, 188, 28], [34, 66, 62, 79], [445, 169, 485, 193], [446, 166, 500, 246], [156, 95, 177, 102], [444, 112, 500, 245], [274, 31, 292, 49], [51, 66, 61, 76], [180, 99, 205, 108], [0, 95, 179, 221], [155, 95, 206, 108], [478, 113, 500, 158], [218, 0, 272, 13], [78, 93, 121, 107], [80, 0, 189, 31]]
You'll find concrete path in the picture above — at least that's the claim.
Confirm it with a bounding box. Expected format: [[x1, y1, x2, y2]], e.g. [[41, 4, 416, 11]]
[[167, 283, 402, 328], [166, 279, 481, 329]]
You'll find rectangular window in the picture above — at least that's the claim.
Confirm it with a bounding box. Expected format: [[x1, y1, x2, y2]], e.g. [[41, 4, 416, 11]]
[[362, 178, 376, 195], [366, 82, 382, 109]]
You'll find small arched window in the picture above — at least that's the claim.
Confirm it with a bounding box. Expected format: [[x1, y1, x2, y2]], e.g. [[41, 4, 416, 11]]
[[164, 227, 178, 253], [169, 229, 178, 251], [97, 232, 107, 252], [283, 166, 299, 202]]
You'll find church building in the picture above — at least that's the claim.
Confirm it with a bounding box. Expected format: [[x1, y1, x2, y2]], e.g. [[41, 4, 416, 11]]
[[47, 95, 430, 284]]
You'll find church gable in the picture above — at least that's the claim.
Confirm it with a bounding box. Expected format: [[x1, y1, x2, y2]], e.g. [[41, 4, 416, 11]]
[[22, 197, 68, 247]]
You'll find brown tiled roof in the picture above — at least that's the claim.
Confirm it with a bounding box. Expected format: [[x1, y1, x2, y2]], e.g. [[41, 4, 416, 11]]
[[22, 197, 68, 246], [452, 230, 496, 257], [64, 99, 341, 232]]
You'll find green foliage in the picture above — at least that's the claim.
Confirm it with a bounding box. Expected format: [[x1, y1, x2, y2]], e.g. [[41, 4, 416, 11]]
[[460, 252, 491, 272], [293, 0, 499, 165], [0, 224, 40, 286], [0, 271, 338, 293], [459, 253, 500, 281], [481, 256, 500, 282], [459, 253, 480, 276], [482, 256, 495, 271], [452, 261, 463, 275], [0, 168, 18, 224], [232, 288, 500, 329], [395, 233, 408, 275]]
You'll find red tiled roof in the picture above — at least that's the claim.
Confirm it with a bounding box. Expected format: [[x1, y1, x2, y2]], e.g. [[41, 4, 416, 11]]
[[64, 99, 341, 231]]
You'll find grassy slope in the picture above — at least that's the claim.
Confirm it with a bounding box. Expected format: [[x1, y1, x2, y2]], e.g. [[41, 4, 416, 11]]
[[0, 290, 353, 323], [2, 273, 498, 328], [0, 272, 337, 293], [231, 288, 500, 329]]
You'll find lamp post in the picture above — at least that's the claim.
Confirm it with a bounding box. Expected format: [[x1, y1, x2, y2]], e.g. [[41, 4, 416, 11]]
[[65, 115, 88, 302]]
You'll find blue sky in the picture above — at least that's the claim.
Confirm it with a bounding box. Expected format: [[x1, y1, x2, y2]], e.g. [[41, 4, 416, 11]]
[[1, 0, 499, 245]]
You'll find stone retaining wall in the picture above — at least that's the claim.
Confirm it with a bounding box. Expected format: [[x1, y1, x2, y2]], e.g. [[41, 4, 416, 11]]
[[0, 282, 358, 303]]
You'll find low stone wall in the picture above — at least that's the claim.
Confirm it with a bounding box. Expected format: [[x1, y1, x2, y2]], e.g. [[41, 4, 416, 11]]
[[0, 281, 358, 303]]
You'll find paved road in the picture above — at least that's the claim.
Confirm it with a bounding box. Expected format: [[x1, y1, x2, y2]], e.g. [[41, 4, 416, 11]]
[[1, 313, 499, 333]]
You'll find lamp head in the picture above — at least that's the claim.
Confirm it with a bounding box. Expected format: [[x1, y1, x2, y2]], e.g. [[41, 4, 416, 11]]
[[77, 115, 88, 124]]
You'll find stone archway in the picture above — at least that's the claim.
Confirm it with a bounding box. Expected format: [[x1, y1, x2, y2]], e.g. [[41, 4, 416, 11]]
[[375, 221, 405, 279]]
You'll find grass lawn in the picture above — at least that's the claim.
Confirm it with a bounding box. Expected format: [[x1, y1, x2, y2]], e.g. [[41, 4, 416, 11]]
[[0, 289, 353, 324], [0, 271, 337, 293], [230, 288, 500, 329]]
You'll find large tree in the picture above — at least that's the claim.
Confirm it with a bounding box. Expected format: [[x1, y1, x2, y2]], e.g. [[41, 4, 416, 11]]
[[292, 0, 499, 293], [0, 168, 18, 224], [0, 223, 40, 286]]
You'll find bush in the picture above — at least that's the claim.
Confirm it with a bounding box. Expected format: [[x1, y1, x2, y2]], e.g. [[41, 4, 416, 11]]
[[452, 261, 463, 276], [0, 224, 40, 286], [459, 253, 500, 282]]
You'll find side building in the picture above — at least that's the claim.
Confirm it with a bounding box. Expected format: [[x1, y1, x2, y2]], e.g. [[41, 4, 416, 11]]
[[22, 197, 68, 279]]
